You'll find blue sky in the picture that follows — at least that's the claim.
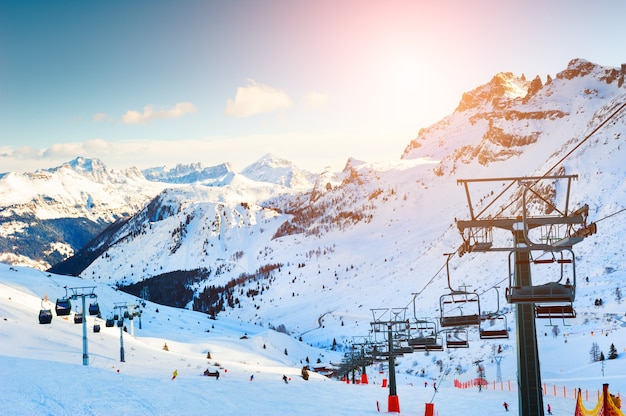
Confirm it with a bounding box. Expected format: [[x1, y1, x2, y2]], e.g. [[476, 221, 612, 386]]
[[1, 0, 625, 173]]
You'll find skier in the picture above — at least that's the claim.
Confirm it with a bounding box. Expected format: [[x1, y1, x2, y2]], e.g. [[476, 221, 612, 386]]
[[171, 369, 178, 380], [250, 374, 254, 381], [503, 402, 509, 412], [283, 374, 288, 384], [547, 404, 552, 414], [433, 381, 437, 392]]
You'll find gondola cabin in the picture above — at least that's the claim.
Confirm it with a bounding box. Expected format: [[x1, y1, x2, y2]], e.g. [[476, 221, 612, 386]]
[[38, 309, 53, 324], [88, 302, 100, 316], [74, 313, 83, 324], [55, 298, 71, 316]]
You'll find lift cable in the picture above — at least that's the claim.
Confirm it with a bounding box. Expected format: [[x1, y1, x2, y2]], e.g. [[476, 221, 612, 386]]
[[594, 207, 626, 223]]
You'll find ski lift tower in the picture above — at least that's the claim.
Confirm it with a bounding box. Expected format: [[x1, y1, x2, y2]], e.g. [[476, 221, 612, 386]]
[[455, 175, 596, 416], [68, 286, 98, 366], [370, 308, 410, 413]]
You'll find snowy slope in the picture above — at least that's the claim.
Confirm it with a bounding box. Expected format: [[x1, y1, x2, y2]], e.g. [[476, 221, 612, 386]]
[[1, 263, 624, 415]]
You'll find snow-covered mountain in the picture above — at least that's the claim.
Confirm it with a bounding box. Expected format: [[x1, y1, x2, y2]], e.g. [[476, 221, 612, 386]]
[[240, 153, 317, 189], [142, 161, 234, 184], [0, 155, 315, 269]]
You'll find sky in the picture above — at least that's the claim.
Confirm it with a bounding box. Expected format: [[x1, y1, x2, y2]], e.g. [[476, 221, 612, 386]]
[[1, 0, 626, 174]]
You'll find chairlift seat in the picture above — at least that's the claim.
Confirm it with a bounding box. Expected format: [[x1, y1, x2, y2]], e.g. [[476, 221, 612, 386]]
[[440, 314, 480, 328], [552, 236, 584, 248], [506, 282, 574, 304], [399, 346, 414, 354], [446, 339, 469, 348], [471, 242, 493, 252], [535, 304, 576, 319], [479, 329, 509, 339], [533, 259, 555, 264], [408, 336, 437, 347], [425, 344, 444, 352]]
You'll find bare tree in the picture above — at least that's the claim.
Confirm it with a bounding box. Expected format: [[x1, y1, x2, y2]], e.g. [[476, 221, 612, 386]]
[[589, 342, 602, 363]]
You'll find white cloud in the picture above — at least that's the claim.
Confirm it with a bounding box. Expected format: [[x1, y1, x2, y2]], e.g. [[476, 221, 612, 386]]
[[42, 142, 85, 159], [122, 102, 197, 124], [92, 112, 108, 122], [8, 146, 42, 160], [303, 91, 329, 108], [225, 80, 292, 117]]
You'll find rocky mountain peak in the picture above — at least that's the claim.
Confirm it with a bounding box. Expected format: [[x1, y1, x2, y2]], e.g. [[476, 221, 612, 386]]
[[455, 72, 529, 113]]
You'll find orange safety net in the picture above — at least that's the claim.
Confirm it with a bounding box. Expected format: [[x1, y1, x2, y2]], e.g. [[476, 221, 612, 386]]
[[575, 385, 624, 416]]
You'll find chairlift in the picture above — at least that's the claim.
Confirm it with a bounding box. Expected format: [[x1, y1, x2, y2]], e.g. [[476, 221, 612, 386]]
[[505, 248, 576, 304], [439, 254, 481, 328], [446, 328, 469, 348], [479, 315, 509, 339], [535, 304, 576, 322], [55, 288, 72, 316], [424, 334, 444, 352], [479, 287, 509, 340], [407, 319, 442, 351], [440, 292, 481, 328]]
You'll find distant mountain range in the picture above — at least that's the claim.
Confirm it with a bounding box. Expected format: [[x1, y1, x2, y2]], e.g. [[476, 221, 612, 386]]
[[2, 59, 625, 340], [0, 153, 315, 269]]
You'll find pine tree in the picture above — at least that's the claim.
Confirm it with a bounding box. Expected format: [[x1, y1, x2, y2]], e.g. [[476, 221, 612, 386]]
[[608, 343, 618, 360]]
